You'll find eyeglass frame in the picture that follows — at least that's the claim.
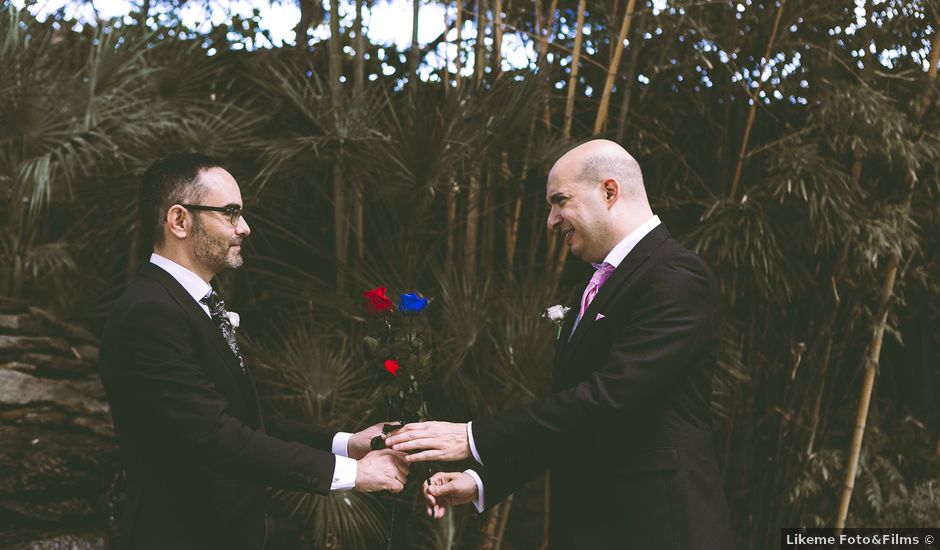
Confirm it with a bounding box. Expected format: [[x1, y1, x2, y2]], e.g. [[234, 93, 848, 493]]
[[180, 204, 244, 226]]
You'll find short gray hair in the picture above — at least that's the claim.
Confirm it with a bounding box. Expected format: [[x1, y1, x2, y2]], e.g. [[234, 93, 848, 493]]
[[578, 154, 644, 197]]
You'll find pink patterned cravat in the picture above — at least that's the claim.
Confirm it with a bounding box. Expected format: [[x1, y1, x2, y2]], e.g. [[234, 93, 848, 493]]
[[579, 262, 615, 320]]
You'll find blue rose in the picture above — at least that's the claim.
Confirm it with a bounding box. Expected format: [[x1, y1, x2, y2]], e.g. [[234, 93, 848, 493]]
[[398, 293, 429, 313]]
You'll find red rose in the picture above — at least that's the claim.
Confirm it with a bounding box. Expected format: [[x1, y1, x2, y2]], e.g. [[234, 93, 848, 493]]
[[383, 359, 400, 377], [363, 287, 394, 315]]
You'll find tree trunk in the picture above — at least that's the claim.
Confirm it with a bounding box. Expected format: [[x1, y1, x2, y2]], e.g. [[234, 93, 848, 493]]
[[465, 173, 481, 277], [455, 0, 464, 93], [137, 0, 151, 29], [328, 0, 347, 287], [353, 0, 365, 96], [492, 0, 503, 76], [295, 0, 318, 50], [614, 12, 646, 143], [474, 0, 487, 88], [592, 0, 637, 135], [409, 0, 421, 97], [562, 0, 587, 138], [834, 14, 940, 529], [728, 0, 787, 199], [446, 178, 459, 269]]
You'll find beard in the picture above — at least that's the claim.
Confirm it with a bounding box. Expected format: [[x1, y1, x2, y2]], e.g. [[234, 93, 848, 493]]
[[192, 218, 243, 273]]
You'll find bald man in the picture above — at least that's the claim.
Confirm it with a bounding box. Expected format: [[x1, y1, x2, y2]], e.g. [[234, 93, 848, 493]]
[[386, 140, 734, 549]]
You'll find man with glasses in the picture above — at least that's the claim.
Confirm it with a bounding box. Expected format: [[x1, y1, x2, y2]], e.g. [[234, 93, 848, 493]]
[[100, 153, 408, 549]]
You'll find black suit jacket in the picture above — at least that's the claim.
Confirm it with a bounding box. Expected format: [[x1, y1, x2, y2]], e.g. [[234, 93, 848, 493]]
[[473, 225, 734, 549], [100, 263, 339, 550]]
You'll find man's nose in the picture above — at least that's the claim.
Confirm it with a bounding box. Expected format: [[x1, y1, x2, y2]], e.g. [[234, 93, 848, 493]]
[[546, 208, 560, 233], [237, 216, 251, 237]]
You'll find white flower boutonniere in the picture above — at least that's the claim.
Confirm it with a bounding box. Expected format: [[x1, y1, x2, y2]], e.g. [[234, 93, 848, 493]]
[[226, 311, 240, 330], [542, 305, 571, 340]]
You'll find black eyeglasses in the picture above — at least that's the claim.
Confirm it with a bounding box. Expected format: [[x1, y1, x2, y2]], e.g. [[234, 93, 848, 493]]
[[181, 204, 243, 226]]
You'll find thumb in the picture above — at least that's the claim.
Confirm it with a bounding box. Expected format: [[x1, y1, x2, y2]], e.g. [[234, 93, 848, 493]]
[[429, 479, 458, 497]]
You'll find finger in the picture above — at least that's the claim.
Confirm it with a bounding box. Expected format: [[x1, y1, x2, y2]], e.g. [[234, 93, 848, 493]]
[[435, 505, 446, 520], [405, 450, 445, 463], [389, 438, 445, 452], [388, 481, 404, 493]]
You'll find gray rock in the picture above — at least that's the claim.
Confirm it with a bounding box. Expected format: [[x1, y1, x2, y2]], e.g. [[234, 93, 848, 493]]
[[74, 346, 99, 364], [0, 297, 28, 314], [0, 336, 72, 355], [0, 370, 108, 416], [5, 532, 109, 550], [0, 496, 95, 522], [0, 426, 118, 494], [9, 354, 95, 379], [1, 361, 38, 375], [57, 323, 100, 346], [0, 314, 48, 335]]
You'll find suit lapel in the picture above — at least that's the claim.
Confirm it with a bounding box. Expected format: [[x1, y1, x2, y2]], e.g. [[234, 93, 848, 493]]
[[563, 225, 671, 361], [140, 263, 247, 378]]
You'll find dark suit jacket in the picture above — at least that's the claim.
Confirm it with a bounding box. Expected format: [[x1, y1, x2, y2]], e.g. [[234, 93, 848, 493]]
[[100, 262, 338, 550], [473, 225, 734, 549]]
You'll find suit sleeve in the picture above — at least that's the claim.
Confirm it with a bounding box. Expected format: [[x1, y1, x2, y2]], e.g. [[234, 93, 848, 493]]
[[110, 299, 338, 494], [264, 416, 336, 451], [472, 254, 717, 464]]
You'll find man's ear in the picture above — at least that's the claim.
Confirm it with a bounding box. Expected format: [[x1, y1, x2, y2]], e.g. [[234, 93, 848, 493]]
[[165, 205, 191, 240], [602, 179, 619, 204]]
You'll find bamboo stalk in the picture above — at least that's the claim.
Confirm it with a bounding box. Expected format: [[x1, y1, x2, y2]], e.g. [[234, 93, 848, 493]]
[[592, 0, 637, 135], [728, 0, 787, 199], [562, 0, 587, 138], [328, 0, 347, 288], [835, 15, 940, 529], [409, 0, 421, 97], [474, 0, 487, 87], [465, 172, 481, 277], [492, 0, 503, 76], [455, 0, 463, 93], [446, 178, 458, 269], [614, 12, 646, 143], [354, 0, 365, 96], [494, 494, 513, 550], [539, 472, 551, 550]]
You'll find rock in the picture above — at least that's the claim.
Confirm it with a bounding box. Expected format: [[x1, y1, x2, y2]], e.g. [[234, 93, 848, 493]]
[[0, 362, 38, 375], [0, 426, 119, 494], [5, 531, 109, 550], [0, 314, 47, 336], [71, 416, 114, 438], [0, 336, 72, 356], [0, 297, 28, 314], [74, 346, 99, 364], [0, 406, 70, 426], [57, 323, 100, 346], [0, 370, 108, 416], [8, 354, 95, 379], [0, 496, 95, 522]]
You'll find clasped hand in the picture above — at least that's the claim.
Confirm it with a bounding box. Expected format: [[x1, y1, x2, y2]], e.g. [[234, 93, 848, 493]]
[[384, 421, 471, 463]]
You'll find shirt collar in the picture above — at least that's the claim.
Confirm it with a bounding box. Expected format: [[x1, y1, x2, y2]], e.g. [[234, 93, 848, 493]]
[[598, 215, 661, 269], [150, 253, 213, 304]]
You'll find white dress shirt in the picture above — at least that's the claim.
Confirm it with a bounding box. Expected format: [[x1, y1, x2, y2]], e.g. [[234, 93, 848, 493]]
[[150, 253, 357, 490], [464, 215, 662, 511]]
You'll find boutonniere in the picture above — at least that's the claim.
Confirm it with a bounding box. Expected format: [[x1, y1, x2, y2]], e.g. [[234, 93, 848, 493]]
[[542, 305, 571, 340], [226, 311, 240, 330]]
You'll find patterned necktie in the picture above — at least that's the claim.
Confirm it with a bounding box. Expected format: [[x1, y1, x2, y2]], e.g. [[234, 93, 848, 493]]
[[578, 262, 615, 320], [200, 290, 246, 374]]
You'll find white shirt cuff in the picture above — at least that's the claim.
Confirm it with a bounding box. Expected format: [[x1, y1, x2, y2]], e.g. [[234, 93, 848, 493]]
[[330, 455, 357, 491], [464, 469, 485, 513], [332, 431, 353, 457], [467, 422, 483, 465]]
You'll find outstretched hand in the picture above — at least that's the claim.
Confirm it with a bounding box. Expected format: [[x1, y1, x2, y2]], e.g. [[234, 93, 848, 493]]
[[423, 472, 479, 519], [354, 449, 409, 493], [385, 421, 470, 463], [348, 422, 390, 459]]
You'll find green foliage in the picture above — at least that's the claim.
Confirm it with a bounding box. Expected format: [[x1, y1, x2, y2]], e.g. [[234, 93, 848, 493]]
[[3, 1, 940, 548]]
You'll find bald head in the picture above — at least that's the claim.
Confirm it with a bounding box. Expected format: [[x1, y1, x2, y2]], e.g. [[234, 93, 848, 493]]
[[549, 139, 646, 200], [544, 140, 654, 263]]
